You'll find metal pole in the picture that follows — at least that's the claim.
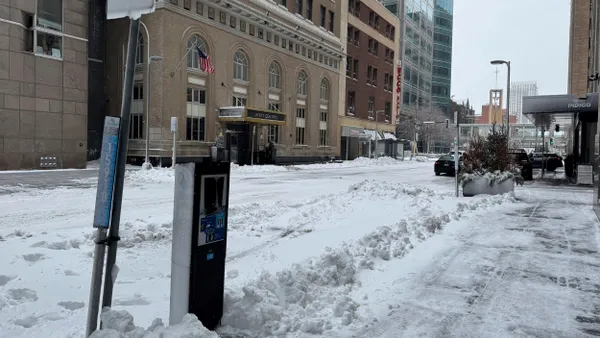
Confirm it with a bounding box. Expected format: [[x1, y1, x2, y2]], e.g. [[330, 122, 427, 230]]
[[172, 130, 176, 167], [100, 18, 140, 314], [455, 111, 459, 197], [542, 126, 545, 178], [251, 125, 256, 165], [142, 22, 151, 170], [506, 61, 511, 148], [85, 229, 107, 336], [375, 113, 378, 159]]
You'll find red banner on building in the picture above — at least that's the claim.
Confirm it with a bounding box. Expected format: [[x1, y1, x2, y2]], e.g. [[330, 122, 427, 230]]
[[396, 64, 402, 120]]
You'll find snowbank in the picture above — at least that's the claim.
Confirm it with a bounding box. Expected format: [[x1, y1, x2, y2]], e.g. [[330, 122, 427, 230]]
[[123, 157, 407, 184], [90, 309, 218, 338], [217, 193, 516, 337]]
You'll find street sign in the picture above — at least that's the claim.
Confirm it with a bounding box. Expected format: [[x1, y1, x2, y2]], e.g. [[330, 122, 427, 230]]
[[171, 117, 178, 132], [107, 0, 155, 20], [93, 117, 120, 228]]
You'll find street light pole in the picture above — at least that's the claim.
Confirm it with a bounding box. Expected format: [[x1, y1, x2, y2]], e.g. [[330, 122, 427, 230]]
[[375, 110, 384, 158], [490, 59, 511, 150], [143, 55, 163, 169]]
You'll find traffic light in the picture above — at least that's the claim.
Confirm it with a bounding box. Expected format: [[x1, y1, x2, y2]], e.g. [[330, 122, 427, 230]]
[[445, 119, 449, 128], [555, 124, 560, 132], [550, 138, 554, 145], [515, 128, 519, 135]]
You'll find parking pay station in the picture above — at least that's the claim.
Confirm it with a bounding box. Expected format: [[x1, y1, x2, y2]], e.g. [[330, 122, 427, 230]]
[[169, 156, 230, 330]]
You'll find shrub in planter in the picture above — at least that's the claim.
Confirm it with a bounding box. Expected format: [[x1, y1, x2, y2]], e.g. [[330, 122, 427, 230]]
[[459, 124, 523, 196]]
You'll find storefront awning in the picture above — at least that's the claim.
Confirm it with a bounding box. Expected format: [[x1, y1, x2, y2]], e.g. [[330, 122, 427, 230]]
[[341, 126, 368, 138], [217, 106, 286, 126], [363, 129, 383, 141]]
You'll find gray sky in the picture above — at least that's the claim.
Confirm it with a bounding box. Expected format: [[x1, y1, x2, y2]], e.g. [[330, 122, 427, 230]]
[[451, 0, 571, 113]]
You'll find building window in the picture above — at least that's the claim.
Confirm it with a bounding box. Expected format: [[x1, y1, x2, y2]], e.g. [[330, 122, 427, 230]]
[[307, 49, 312, 58], [230, 16, 236, 28], [240, 20, 246, 32], [274, 35, 279, 45], [184, 0, 191, 10], [268, 102, 280, 143], [208, 6, 215, 19], [233, 50, 249, 81], [258, 28, 264, 39], [384, 73, 392, 91], [34, 0, 64, 58], [219, 11, 226, 24], [296, 108, 306, 145], [268, 61, 282, 89], [267, 31, 272, 42], [135, 32, 144, 65], [129, 84, 144, 139], [186, 87, 207, 141], [232, 96, 247, 106], [249, 24, 255, 36], [296, 0, 302, 14], [384, 102, 391, 122], [187, 35, 208, 71], [367, 66, 377, 85], [368, 12, 379, 28], [328, 11, 334, 32], [352, 59, 358, 79], [368, 96, 374, 118], [346, 56, 351, 76], [196, 1, 203, 15], [281, 0, 287, 6], [347, 91, 356, 115], [349, 0, 360, 17], [319, 6, 326, 27], [368, 39, 378, 56], [297, 70, 308, 96], [306, 0, 313, 20], [319, 78, 329, 146]]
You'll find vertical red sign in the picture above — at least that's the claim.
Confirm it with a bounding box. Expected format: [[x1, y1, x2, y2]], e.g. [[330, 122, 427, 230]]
[[396, 65, 402, 120]]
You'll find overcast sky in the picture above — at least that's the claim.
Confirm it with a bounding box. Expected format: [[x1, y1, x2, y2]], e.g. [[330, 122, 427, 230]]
[[451, 0, 571, 113]]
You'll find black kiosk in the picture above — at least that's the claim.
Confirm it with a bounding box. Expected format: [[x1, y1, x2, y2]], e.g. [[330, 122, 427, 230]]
[[169, 147, 230, 330]]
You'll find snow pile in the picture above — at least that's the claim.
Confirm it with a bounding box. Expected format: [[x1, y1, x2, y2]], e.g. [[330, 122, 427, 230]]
[[230, 163, 290, 174], [347, 180, 436, 199], [294, 157, 402, 170], [90, 309, 218, 338], [219, 193, 517, 337], [125, 167, 174, 184]]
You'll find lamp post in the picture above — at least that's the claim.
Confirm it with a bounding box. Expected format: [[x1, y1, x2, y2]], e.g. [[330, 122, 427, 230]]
[[490, 59, 511, 148], [142, 54, 164, 169]]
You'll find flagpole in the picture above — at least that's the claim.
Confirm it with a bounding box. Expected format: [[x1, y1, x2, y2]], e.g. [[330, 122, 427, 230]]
[[170, 40, 200, 77]]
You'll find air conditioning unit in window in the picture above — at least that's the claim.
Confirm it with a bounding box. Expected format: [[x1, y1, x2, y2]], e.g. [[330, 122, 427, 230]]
[[347, 107, 355, 115]]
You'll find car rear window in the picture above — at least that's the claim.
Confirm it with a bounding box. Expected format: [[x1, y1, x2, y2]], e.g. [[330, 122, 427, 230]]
[[439, 155, 455, 161], [510, 153, 528, 161]]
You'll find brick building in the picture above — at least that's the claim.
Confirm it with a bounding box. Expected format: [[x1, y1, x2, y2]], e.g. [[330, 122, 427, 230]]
[[475, 105, 517, 125], [340, 0, 400, 160], [105, 0, 344, 165], [0, 0, 89, 170]]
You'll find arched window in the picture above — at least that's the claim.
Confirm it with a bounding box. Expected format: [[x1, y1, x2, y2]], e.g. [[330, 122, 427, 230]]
[[135, 32, 144, 65], [297, 70, 308, 96], [233, 50, 249, 81], [268, 61, 281, 89], [320, 78, 329, 101], [187, 35, 208, 70]]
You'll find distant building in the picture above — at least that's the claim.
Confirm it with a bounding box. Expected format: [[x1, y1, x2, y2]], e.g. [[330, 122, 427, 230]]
[[475, 89, 516, 125], [510, 81, 538, 124]]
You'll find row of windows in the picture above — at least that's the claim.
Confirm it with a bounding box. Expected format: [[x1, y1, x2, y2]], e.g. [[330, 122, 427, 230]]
[[169, 0, 339, 71], [346, 91, 392, 121], [346, 25, 395, 63], [285, 0, 335, 33], [433, 32, 451, 45], [346, 57, 394, 93], [348, 0, 395, 41], [23, 0, 65, 59], [130, 84, 330, 146]]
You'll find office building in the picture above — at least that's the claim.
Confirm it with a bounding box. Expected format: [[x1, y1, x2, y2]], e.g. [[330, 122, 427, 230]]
[[382, 0, 434, 116], [0, 0, 90, 170], [509, 81, 538, 124], [341, 0, 401, 159], [431, 0, 453, 116], [105, 0, 344, 165]]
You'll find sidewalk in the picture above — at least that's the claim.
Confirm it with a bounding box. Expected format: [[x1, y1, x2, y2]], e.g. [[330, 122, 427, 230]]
[[345, 185, 600, 337]]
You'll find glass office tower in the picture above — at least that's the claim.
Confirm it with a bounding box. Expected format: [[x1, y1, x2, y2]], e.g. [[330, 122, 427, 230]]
[[382, 0, 435, 114], [431, 0, 453, 116]]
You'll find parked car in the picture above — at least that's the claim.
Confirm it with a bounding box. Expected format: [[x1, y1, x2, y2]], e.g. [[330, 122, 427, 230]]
[[510, 151, 533, 180], [434, 154, 462, 176], [529, 152, 564, 171]]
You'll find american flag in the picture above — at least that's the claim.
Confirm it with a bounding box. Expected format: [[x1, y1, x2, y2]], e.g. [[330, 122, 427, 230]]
[[197, 46, 215, 73]]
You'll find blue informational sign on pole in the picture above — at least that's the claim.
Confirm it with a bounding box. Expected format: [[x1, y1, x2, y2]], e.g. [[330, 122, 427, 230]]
[[93, 116, 121, 228]]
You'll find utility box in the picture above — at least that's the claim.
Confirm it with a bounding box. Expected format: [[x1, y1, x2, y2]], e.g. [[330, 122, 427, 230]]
[[169, 158, 231, 330]]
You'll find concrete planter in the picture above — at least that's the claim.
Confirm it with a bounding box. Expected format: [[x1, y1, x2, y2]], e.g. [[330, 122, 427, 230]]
[[462, 178, 515, 197]]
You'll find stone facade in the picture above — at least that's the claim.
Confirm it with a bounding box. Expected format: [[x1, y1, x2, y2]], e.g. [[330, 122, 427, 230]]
[[0, 0, 88, 170], [568, 0, 592, 97], [105, 0, 344, 164]]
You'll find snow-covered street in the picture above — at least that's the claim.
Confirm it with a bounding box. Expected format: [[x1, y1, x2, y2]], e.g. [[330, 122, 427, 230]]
[[0, 158, 598, 337]]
